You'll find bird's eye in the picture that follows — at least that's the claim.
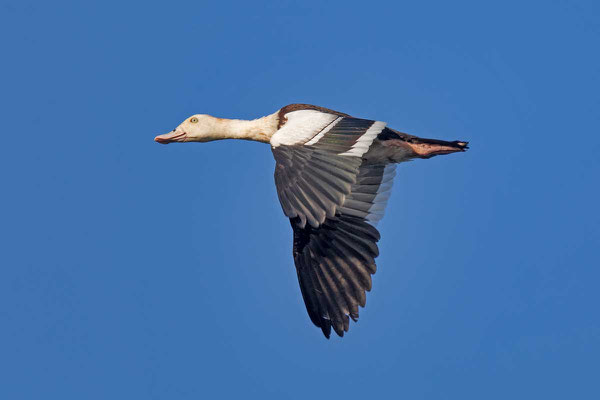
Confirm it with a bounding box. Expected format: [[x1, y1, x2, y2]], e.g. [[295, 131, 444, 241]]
[[190, 117, 198, 123]]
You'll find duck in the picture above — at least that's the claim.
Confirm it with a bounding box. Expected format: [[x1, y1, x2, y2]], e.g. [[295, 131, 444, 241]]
[[155, 103, 468, 338]]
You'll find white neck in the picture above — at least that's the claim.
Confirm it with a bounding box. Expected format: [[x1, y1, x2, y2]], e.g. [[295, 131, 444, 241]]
[[212, 112, 279, 143]]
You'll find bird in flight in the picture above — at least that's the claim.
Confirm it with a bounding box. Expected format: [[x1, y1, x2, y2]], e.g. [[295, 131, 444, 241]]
[[155, 104, 468, 338]]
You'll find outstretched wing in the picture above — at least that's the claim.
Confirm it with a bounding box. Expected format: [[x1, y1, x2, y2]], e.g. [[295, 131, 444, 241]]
[[271, 107, 396, 337], [290, 163, 396, 337]]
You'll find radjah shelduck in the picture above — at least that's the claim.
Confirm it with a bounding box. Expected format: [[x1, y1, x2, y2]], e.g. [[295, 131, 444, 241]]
[[155, 103, 468, 338]]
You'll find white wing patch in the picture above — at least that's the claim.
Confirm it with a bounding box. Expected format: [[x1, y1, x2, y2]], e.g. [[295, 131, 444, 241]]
[[271, 110, 338, 148], [305, 117, 343, 145], [338, 121, 387, 157]]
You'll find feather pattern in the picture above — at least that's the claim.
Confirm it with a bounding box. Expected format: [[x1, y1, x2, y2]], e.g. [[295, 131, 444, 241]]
[[339, 164, 396, 225], [273, 146, 362, 228], [291, 213, 381, 338], [272, 114, 386, 229], [272, 106, 399, 337]]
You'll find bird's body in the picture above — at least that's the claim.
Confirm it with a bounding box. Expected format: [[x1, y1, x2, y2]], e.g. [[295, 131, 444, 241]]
[[155, 104, 468, 338]]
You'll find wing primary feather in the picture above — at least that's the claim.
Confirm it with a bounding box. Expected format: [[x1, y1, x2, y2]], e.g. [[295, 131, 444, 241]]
[[301, 249, 332, 338], [312, 225, 365, 303], [309, 250, 346, 337], [326, 243, 368, 307], [310, 238, 360, 319], [329, 237, 373, 291], [332, 232, 378, 277], [336, 226, 380, 258], [296, 268, 322, 327], [310, 246, 351, 318]]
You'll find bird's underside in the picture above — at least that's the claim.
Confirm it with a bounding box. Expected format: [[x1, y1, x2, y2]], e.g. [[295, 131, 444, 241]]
[[271, 104, 468, 338]]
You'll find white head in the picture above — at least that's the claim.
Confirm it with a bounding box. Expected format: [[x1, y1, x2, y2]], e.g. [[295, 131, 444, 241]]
[[154, 114, 225, 144]]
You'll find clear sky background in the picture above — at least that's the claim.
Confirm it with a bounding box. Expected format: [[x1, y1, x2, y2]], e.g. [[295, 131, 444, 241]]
[[2, 1, 599, 399]]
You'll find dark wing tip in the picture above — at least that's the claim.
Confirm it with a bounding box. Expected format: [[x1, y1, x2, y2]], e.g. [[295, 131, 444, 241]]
[[291, 214, 382, 339], [321, 322, 332, 339]]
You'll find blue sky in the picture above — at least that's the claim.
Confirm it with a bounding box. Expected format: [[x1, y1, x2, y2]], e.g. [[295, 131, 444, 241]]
[[2, 0, 599, 398]]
